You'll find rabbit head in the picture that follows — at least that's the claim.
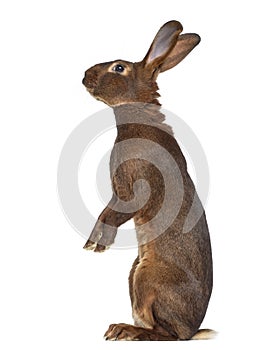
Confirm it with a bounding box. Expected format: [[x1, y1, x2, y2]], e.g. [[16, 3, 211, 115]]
[[83, 21, 200, 107]]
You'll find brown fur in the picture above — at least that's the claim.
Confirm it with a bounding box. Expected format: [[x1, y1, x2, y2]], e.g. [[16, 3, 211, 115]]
[[83, 20, 214, 340]]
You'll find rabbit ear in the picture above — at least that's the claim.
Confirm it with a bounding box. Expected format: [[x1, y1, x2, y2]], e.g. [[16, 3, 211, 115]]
[[159, 33, 201, 72], [142, 21, 183, 71]]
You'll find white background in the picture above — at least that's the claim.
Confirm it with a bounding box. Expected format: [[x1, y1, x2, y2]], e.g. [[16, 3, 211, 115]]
[[1, 0, 268, 349]]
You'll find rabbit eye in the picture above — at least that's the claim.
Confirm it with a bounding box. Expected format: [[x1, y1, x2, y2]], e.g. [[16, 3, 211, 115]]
[[113, 64, 125, 73]]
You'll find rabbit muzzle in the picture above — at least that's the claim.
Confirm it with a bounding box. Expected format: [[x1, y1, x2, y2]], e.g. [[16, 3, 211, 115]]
[[82, 76, 96, 93], [82, 67, 99, 94]]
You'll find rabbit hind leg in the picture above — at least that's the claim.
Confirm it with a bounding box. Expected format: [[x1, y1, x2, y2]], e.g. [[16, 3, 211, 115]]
[[105, 259, 177, 341]]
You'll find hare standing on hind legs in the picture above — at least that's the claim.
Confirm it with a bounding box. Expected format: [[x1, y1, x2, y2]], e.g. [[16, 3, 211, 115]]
[[82, 20, 215, 341]]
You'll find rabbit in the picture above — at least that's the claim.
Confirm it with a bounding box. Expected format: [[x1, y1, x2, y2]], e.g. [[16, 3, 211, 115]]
[[82, 20, 214, 341]]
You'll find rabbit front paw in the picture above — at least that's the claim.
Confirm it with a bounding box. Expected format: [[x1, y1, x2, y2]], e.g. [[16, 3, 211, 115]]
[[83, 220, 117, 253], [83, 239, 109, 253]]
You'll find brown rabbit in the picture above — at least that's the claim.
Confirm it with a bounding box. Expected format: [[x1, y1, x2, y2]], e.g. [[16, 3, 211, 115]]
[[82, 20, 214, 341]]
